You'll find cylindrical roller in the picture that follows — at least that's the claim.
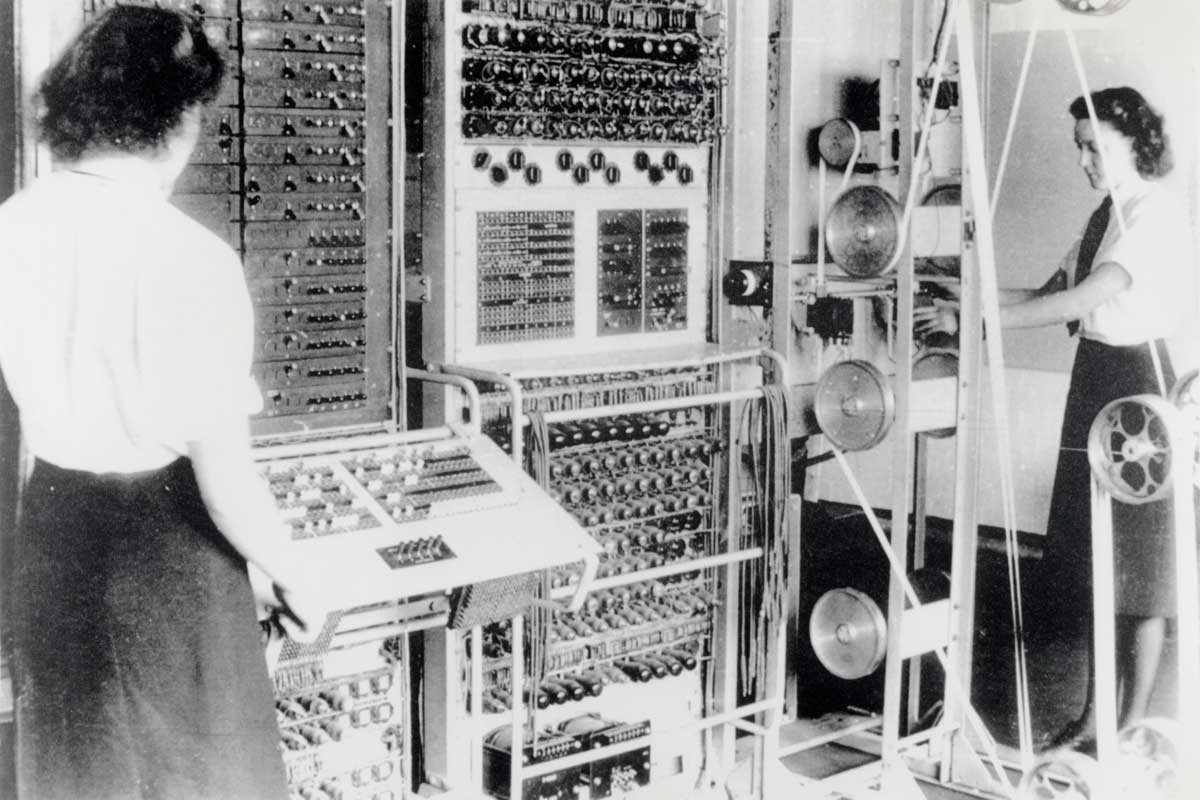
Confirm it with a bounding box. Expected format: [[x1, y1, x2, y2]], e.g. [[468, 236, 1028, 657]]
[[1056, 0, 1132, 16], [825, 185, 903, 278], [817, 117, 860, 168], [1017, 749, 1102, 799], [814, 359, 896, 452], [912, 349, 959, 438], [1087, 394, 1184, 505], [809, 587, 887, 680], [1117, 717, 1182, 799]]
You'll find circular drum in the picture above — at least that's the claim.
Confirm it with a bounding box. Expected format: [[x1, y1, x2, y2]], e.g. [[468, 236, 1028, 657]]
[[826, 185, 903, 278], [1018, 749, 1103, 800], [809, 587, 887, 680], [1056, 0, 1132, 15], [817, 118, 860, 168], [1087, 394, 1184, 505], [814, 360, 896, 452], [1118, 717, 1182, 799]]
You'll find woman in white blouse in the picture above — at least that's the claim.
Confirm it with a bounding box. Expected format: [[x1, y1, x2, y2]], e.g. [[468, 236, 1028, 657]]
[[0, 8, 325, 798], [918, 87, 1190, 753]]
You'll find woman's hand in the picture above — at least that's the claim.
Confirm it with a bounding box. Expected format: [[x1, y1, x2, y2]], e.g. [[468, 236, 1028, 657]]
[[914, 298, 960, 336], [268, 581, 332, 645]]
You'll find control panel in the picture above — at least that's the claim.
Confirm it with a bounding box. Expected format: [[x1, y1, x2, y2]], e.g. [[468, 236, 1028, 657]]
[[90, 0, 393, 435], [422, 0, 724, 365], [270, 595, 450, 800], [254, 430, 599, 609], [457, 0, 722, 146], [483, 715, 651, 800]]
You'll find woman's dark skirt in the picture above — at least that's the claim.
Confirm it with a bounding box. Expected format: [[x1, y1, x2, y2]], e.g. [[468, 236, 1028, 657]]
[[1042, 337, 1178, 625], [11, 457, 287, 800]]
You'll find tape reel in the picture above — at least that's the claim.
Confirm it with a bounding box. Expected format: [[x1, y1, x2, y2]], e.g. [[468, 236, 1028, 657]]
[[815, 360, 896, 451], [1117, 717, 1181, 799], [1087, 394, 1183, 505], [1018, 749, 1102, 800], [809, 587, 887, 680], [817, 118, 860, 168], [825, 185, 903, 278], [1057, 0, 1132, 15]]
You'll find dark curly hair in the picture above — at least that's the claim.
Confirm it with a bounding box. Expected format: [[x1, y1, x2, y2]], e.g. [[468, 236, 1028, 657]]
[[1069, 87, 1172, 178], [37, 6, 224, 162]]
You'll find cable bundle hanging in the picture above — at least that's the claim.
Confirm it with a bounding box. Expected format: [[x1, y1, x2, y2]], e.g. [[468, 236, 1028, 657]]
[[742, 384, 791, 692], [520, 409, 552, 741]]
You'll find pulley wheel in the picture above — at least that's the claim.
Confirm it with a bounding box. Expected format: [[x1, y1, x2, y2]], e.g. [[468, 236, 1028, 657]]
[[912, 349, 959, 438], [1087, 394, 1180, 505], [1056, 0, 1132, 16], [815, 360, 896, 452], [1118, 718, 1182, 799], [817, 118, 860, 168], [1168, 368, 1200, 488], [809, 587, 887, 680], [1018, 750, 1102, 800], [826, 185, 903, 278]]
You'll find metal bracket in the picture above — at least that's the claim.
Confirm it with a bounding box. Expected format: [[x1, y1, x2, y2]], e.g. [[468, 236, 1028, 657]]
[[405, 272, 431, 303]]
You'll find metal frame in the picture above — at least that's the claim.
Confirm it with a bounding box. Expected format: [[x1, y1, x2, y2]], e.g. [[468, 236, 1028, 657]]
[[425, 348, 789, 800], [751, 0, 1009, 796]]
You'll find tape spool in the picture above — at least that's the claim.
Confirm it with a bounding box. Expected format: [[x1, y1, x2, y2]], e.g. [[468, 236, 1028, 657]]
[[1056, 0, 1132, 15], [1087, 394, 1181, 505], [814, 360, 896, 451], [912, 349, 959, 438], [1018, 749, 1102, 800], [916, 183, 961, 277], [809, 587, 887, 680], [817, 118, 860, 168], [1117, 718, 1181, 799], [825, 185, 903, 278], [1168, 368, 1200, 488]]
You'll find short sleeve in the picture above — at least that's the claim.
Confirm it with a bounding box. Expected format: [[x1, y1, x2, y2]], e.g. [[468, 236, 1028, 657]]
[[137, 232, 262, 444], [1095, 194, 1188, 286]]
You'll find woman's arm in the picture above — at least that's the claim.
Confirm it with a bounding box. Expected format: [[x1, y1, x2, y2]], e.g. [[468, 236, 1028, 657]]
[[999, 262, 1128, 328], [188, 426, 330, 642], [915, 266, 1122, 335], [996, 268, 1069, 304]]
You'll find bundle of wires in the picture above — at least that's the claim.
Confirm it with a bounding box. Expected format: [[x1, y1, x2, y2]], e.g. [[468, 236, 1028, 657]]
[[741, 384, 792, 692], [521, 409, 553, 741]]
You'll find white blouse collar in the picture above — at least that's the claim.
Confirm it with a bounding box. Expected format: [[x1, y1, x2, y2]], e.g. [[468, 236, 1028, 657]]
[[60, 154, 169, 196]]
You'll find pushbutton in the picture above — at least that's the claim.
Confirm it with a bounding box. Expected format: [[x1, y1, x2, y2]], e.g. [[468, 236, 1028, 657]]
[[588, 150, 606, 171], [556, 149, 574, 171], [633, 151, 651, 171], [572, 164, 590, 184], [524, 164, 542, 185], [663, 151, 679, 171], [489, 164, 509, 185], [507, 149, 526, 170], [472, 148, 491, 170]]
